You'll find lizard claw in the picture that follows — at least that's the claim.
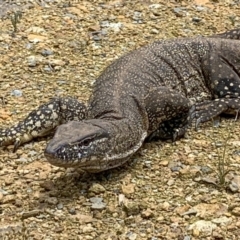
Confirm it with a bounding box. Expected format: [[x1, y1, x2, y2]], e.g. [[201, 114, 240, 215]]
[[189, 105, 196, 118], [189, 105, 204, 131], [172, 131, 179, 142], [172, 125, 188, 142], [195, 117, 202, 131], [13, 138, 21, 153], [0, 129, 22, 152]]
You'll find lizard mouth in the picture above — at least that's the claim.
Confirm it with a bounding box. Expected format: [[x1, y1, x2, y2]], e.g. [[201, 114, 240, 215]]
[[45, 151, 109, 173], [44, 151, 87, 168]]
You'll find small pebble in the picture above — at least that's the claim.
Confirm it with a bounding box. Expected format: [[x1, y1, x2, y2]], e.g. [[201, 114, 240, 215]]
[[11, 89, 22, 97], [88, 183, 106, 194], [21, 210, 42, 219], [57, 203, 64, 210], [41, 49, 53, 56], [123, 202, 140, 216], [89, 197, 106, 210], [201, 166, 213, 174], [151, 29, 159, 34], [231, 206, 240, 216], [45, 197, 58, 205], [0, 192, 3, 203], [192, 17, 202, 23], [26, 56, 37, 67], [68, 208, 76, 215], [141, 208, 154, 219], [40, 180, 55, 191]]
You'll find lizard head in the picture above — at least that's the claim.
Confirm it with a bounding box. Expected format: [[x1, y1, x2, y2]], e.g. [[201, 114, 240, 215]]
[[44, 120, 112, 172]]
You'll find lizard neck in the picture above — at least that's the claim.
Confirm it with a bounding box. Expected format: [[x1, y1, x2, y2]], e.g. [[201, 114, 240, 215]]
[[101, 118, 148, 160]]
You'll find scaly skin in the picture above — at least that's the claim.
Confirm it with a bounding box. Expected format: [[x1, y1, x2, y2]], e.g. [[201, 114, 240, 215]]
[[1, 29, 240, 172]]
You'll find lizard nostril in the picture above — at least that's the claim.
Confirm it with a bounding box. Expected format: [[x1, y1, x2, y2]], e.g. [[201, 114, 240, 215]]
[[44, 146, 55, 157]]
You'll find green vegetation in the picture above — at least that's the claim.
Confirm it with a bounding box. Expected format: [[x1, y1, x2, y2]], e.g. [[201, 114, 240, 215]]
[[11, 11, 22, 33]]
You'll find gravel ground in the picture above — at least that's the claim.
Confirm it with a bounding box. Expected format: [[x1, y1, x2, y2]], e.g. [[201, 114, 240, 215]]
[[1, 0, 240, 239]]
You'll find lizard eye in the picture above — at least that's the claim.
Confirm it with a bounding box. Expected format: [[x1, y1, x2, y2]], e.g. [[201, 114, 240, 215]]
[[81, 138, 92, 146]]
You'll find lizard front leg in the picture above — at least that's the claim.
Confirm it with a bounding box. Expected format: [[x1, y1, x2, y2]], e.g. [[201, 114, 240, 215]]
[[0, 97, 87, 151], [145, 87, 191, 141]]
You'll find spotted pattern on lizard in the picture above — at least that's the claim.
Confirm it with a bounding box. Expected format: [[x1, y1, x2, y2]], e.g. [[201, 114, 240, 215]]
[[1, 28, 240, 172]]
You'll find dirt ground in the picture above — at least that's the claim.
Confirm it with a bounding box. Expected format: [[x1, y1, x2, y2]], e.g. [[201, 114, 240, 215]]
[[1, 0, 240, 239]]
